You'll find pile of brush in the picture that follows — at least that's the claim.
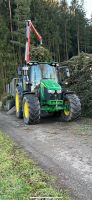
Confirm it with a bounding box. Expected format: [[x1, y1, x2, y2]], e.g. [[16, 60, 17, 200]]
[[63, 52, 92, 117], [31, 46, 52, 62]]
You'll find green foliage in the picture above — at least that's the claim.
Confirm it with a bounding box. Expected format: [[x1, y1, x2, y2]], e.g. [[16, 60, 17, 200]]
[[0, 16, 17, 95], [63, 53, 92, 116], [31, 46, 52, 62]]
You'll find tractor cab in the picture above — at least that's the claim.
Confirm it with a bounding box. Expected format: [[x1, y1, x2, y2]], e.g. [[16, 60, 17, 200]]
[[29, 62, 58, 92], [18, 62, 60, 92], [20, 62, 71, 93]]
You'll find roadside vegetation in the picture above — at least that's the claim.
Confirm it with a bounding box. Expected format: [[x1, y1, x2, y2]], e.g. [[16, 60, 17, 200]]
[[0, 131, 69, 200]]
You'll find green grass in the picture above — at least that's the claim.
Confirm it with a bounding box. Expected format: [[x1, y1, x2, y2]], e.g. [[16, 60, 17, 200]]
[[0, 131, 69, 200]]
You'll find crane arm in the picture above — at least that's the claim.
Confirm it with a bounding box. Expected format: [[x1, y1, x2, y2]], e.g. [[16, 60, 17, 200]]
[[25, 20, 42, 64]]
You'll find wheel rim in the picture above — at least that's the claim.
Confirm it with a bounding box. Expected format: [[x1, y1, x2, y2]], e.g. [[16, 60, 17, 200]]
[[15, 92, 19, 113], [24, 102, 29, 119], [64, 100, 70, 116]]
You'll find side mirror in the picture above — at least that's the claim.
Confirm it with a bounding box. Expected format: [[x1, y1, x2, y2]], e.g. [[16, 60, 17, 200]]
[[65, 67, 70, 77], [58, 66, 70, 84]]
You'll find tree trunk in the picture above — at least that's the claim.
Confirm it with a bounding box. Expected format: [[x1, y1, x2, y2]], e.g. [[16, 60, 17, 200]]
[[77, 24, 80, 56], [65, 22, 68, 60], [8, 0, 13, 35], [17, 2, 22, 64], [8, 0, 17, 65]]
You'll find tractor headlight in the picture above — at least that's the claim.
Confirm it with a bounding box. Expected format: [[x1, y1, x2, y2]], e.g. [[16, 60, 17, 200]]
[[57, 90, 62, 94], [48, 90, 55, 94]]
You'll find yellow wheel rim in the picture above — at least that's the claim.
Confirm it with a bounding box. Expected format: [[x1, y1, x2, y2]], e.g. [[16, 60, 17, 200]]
[[15, 92, 19, 113], [64, 100, 70, 116], [24, 102, 29, 119], [64, 110, 70, 116]]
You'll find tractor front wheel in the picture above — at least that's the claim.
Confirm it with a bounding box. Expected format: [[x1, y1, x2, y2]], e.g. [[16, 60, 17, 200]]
[[23, 95, 40, 125], [61, 94, 81, 122]]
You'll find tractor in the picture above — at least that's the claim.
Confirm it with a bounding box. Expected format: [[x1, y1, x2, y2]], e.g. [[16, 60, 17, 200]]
[[14, 20, 81, 124]]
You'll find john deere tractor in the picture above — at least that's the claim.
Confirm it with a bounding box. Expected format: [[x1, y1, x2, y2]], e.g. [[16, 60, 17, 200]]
[[14, 20, 81, 124], [15, 62, 81, 124], [5, 20, 81, 123]]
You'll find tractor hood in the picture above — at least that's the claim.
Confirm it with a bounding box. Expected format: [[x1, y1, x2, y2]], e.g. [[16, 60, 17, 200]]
[[41, 79, 61, 90]]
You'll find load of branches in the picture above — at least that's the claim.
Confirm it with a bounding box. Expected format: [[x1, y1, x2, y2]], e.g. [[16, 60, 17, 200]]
[[63, 52, 92, 117], [31, 46, 52, 62]]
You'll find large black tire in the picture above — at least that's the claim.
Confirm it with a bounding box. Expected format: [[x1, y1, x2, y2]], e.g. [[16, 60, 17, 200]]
[[23, 94, 40, 125], [15, 87, 23, 118], [61, 94, 81, 122]]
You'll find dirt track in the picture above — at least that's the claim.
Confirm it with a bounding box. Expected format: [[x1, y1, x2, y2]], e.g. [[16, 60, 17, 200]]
[[0, 112, 92, 200]]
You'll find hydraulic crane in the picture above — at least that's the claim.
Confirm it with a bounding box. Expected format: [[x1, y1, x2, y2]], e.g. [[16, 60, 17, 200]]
[[25, 20, 42, 64]]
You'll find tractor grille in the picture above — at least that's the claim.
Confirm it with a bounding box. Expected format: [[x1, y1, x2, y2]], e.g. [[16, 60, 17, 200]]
[[44, 88, 62, 101], [49, 91, 61, 100]]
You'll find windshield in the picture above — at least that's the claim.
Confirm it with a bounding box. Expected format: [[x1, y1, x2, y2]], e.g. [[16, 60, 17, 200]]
[[30, 64, 58, 90], [40, 64, 58, 80]]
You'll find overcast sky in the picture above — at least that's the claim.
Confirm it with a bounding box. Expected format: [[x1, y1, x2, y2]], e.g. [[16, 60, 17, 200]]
[[67, 0, 92, 19], [84, 0, 92, 18]]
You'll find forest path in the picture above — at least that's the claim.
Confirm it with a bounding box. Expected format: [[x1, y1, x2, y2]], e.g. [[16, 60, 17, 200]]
[[0, 112, 92, 200]]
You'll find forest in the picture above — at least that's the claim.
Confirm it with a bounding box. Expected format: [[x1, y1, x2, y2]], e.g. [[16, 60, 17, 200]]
[[0, 0, 92, 115]]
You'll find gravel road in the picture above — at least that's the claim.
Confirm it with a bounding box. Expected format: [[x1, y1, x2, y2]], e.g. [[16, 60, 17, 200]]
[[0, 112, 92, 200]]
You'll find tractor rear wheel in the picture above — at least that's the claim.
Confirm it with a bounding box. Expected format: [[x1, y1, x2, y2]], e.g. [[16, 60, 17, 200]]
[[61, 94, 81, 122], [15, 88, 23, 118], [23, 95, 40, 125]]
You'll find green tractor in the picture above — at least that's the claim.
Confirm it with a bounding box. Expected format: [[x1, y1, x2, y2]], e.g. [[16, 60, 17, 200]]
[[15, 62, 81, 124], [14, 20, 81, 124]]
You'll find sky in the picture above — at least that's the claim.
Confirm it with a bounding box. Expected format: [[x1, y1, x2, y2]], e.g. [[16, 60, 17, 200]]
[[67, 0, 92, 19], [84, 0, 92, 18]]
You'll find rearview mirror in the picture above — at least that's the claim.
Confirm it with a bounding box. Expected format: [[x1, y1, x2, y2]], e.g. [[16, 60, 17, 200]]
[[58, 66, 70, 84], [59, 66, 70, 78], [65, 67, 70, 77]]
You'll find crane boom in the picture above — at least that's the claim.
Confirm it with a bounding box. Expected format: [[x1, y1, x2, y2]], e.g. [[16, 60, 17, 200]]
[[25, 20, 42, 64]]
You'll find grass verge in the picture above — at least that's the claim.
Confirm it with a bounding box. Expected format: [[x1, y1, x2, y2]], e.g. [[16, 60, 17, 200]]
[[0, 131, 69, 200]]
